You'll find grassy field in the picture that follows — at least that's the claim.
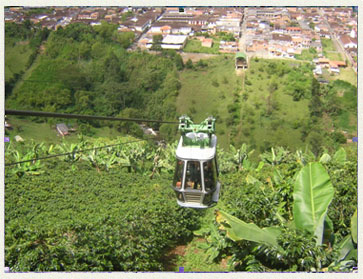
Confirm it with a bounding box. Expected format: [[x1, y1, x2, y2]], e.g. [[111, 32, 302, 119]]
[[295, 48, 318, 61], [5, 40, 34, 82], [325, 51, 343, 61], [177, 55, 242, 148], [321, 38, 336, 52], [321, 38, 344, 61], [183, 39, 220, 54], [5, 117, 124, 145], [178, 56, 311, 152], [321, 67, 357, 87], [241, 59, 311, 152], [331, 67, 357, 87]]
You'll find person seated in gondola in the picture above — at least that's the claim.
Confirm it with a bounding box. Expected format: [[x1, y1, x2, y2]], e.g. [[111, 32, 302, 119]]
[[186, 161, 201, 190], [203, 162, 213, 190]]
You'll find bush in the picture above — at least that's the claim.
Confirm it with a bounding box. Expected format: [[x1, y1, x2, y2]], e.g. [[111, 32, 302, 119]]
[[5, 160, 202, 271], [331, 131, 347, 144], [185, 59, 193, 69], [245, 79, 252, 86], [212, 80, 219, 87], [196, 59, 208, 68]]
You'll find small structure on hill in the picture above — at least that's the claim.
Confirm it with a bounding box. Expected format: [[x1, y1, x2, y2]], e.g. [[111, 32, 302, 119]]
[[56, 123, 69, 136], [15, 135, 24, 142], [201, 38, 213, 48], [161, 34, 188, 50], [235, 52, 248, 69]]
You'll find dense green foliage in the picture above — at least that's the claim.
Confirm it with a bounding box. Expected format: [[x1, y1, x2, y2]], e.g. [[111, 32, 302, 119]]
[[5, 139, 202, 271], [5, 138, 357, 272], [216, 146, 357, 272], [294, 48, 318, 61], [6, 22, 356, 151], [5, 19, 357, 273], [5, 21, 50, 94], [6, 22, 183, 135], [178, 57, 356, 153]]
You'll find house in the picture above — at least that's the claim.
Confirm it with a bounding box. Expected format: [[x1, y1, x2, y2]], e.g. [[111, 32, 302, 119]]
[[313, 65, 322, 75], [272, 33, 292, 44], [160, 25, 172, 34], [160, 34, 188, 50], [220, 41, 238, 53], [329, 62, 340, 73], [246, 40, 268, 52], [138, 37, 152, 49], [318, 58, 330, 67], [215, 15, 242, 37], [202, 38, 213, 47], [286, 26, 302, 34], [319, 30, 331, 39], [330, 60, 346, 67], [340, 34, 357, 49], [56, 123, 69, 136]]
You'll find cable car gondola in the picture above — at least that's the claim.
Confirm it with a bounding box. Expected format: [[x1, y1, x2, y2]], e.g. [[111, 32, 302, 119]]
[[172, 115, 220, 209]]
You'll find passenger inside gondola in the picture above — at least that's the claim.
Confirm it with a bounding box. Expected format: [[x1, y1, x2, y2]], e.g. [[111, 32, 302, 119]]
[[185, 161, 201, 190], [173, 160, 184, 188], [203, 160, 216, 191]]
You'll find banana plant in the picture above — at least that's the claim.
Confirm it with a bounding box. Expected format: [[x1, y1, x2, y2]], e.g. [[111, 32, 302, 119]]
[[118, 142, 147, 173], [295, 149, 316, 166], [327, 209, 357, 271], [9, 149, 44, 177], [319, 148, 346, 165], [194, 222, 231, 263], [231, 143, 255, 171], [216, 162, 336, 250], [56, 142, 81, 162], [260, 147, 289, 166], [157, 141, 177, 173], [293, 162, 335, 245], [217, 148, 236, 173]]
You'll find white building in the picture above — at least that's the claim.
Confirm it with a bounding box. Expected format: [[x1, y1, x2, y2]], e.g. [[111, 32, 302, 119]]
[[160, 34, 188, 50]]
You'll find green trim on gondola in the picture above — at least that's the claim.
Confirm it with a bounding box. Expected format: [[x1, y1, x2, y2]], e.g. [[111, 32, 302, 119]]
[[178, 115, 215, 147]]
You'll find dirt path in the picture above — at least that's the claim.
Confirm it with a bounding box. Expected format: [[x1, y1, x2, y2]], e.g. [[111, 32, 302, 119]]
[[162, 244, 187, 271], [180, 52, 219, 63]]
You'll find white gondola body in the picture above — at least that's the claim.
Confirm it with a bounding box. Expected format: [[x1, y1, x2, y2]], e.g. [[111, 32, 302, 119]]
[[172, 132, 220, 209]]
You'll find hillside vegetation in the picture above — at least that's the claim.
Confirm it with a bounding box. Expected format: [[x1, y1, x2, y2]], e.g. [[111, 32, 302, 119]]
[[6, 22, 357, 155], [178, 57, 357, 154], [6, 21, 183, 140], [5, 139, 357, 272], [5, 21, 50, 95]]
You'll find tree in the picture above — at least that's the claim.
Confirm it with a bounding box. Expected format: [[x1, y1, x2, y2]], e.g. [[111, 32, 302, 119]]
[[151, 34, 163, 50], [78, 41, 91, 60], [307, 131, 324, 156], [185, 59, 193, 69], [93, 21, 118, 41], [115, 108, 143, 137], [91, 41, 107, 58], [112, 31, 135, 49], [309, 78, 322, 117]]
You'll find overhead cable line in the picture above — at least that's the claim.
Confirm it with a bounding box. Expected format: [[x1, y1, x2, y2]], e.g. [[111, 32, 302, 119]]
[[5, 109, 179, 124], [5, 139, 147, 166]]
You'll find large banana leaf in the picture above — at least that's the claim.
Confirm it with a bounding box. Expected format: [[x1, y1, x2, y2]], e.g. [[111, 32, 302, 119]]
[[337, 235, 356, 262], [333, 148, 346, 164], [216, 210, 283, 251], [293, 162, 334, 245]]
